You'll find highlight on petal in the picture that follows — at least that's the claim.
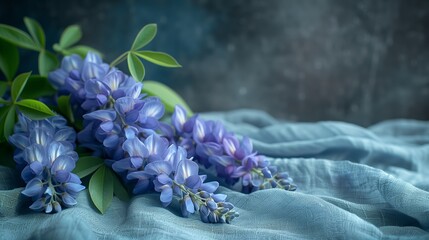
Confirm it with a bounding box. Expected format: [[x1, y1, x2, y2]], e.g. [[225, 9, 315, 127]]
[[51, 155, 76, 173], [193, 119, 207, 143], [174, 159, 199, 184], [83, 109, 116, 121], [144, 134, 169, 157], [122, 137, 148, 158], [25, 144, 46, 165], [172, 105, 187, 132], [223, 136, 239, 157], [141, 100, 165, 119]]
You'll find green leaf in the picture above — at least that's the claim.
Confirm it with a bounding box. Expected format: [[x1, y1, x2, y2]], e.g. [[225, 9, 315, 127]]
[[59, 25, 82, 49], [73, 156, 104, 178], [131, 24, 157, 50], [112, 171, 130, 201], [11, 72, 31, 101], [0, 82, 8, 97], [24, 17, 45, 49], [16, 99, 55, 120], [57, 95, 74, 123], [3, 105, 15, 140], [127, 52, 145, 82], [20, 75, 56, 99], [135, 51, 181, 68], [89, 165, 114, 214], [142, 81, 193, 115], [0, 98, 7, 104], [0, 24, 38, 50], [62, 45, 103, 58], [0, 39, 19, 81], [38, 50, 59, 77]]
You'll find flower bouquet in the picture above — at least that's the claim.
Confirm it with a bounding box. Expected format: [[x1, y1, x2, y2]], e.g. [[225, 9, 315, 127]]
[[0, 18, 295, 224]]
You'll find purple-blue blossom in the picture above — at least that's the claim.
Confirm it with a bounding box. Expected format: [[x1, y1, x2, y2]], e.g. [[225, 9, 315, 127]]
[[170, 105, 297, 193], [127, 144, 238, 223], [9, 115, 85, 213]]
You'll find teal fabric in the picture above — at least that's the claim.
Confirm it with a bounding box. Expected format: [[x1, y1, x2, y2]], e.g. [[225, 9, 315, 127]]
[[1, 109, 428, 239]]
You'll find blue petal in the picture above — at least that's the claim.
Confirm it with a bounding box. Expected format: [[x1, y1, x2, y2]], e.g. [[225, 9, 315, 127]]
[[126, 82, 142, 99], [144, 134, 168, 157], [122, 137, 148, 157], [54, 170, 71, 183], [100, 121, 114, 132], [112, 158, 133, 173], [223, 136, 239, 157], [174, 160, 199, 184], [157, 173, 173, 185], [212, 121, 225, 143], [29, 198, 45, 211], [45, 203, 53, 213], [130, 157, 143, 169], [103, 134, 119, 148], [62, 192, 77, 206], [196, 142, 223, 159], [9, 133, 29, 150], [209, 155, 235, 167], [125, 110, 140, 124], [96, 94, 108, 105], [184, 175, 201, 189], [160, 187, 173, 206], [212, 193, 227, 202], [201, 181, 219, 193], [141, 100, 164, 120], [124, 126, 138, 139], [48, 141, 73, 165], [83, 110, 116, 121], [127, 171, 152, 180], [22, 178, 44, 197], [114, 97, 135, 115], [82, 62, 106, 81], [51, 155, 76, 173], [193, 119, 207, 143], [21, 166, 35, 182], [48, 69, 68, 89], [185, 195, 195, 213], [29, 128, 52, 146], [240, 136, 253, 155], [84, 52, 102, 64], [145, 161, 172, 176], [29, 161, 43, 175], [54, 128, 76, 142], [62, 54, 83, 72], [64, 183, 85, 193], [172, 105, 187, 132], [25, 144, 46, 165]]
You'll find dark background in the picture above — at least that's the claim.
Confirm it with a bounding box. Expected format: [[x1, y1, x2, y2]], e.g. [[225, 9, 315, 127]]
[[1, 0, 429, 126]]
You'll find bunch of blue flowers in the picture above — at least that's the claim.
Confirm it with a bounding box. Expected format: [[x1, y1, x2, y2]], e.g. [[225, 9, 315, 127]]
[[48, 52, 239, 222], [2, 20, 296, 224], [169, 105, 296, 193], [9, 115, 84, 213]]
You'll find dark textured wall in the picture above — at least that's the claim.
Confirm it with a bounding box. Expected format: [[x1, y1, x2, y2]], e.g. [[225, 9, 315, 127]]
[[1, 0, 429, 126]]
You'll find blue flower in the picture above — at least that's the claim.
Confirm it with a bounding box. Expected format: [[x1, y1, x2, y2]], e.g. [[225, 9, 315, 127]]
[[127, 144, 238, 223], [9, 115, 85, 213], [169, 105, 297, 193]]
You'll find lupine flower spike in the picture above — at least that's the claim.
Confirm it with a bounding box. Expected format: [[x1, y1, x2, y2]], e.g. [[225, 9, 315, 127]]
[[9, 115, 85, 213]]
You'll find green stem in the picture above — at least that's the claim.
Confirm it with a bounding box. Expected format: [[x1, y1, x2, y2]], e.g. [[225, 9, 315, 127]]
[[110, 51, 129, 68]]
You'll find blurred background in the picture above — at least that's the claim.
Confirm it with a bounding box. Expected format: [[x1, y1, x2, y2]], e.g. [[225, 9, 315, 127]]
[[1, 0, 429, 126]]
